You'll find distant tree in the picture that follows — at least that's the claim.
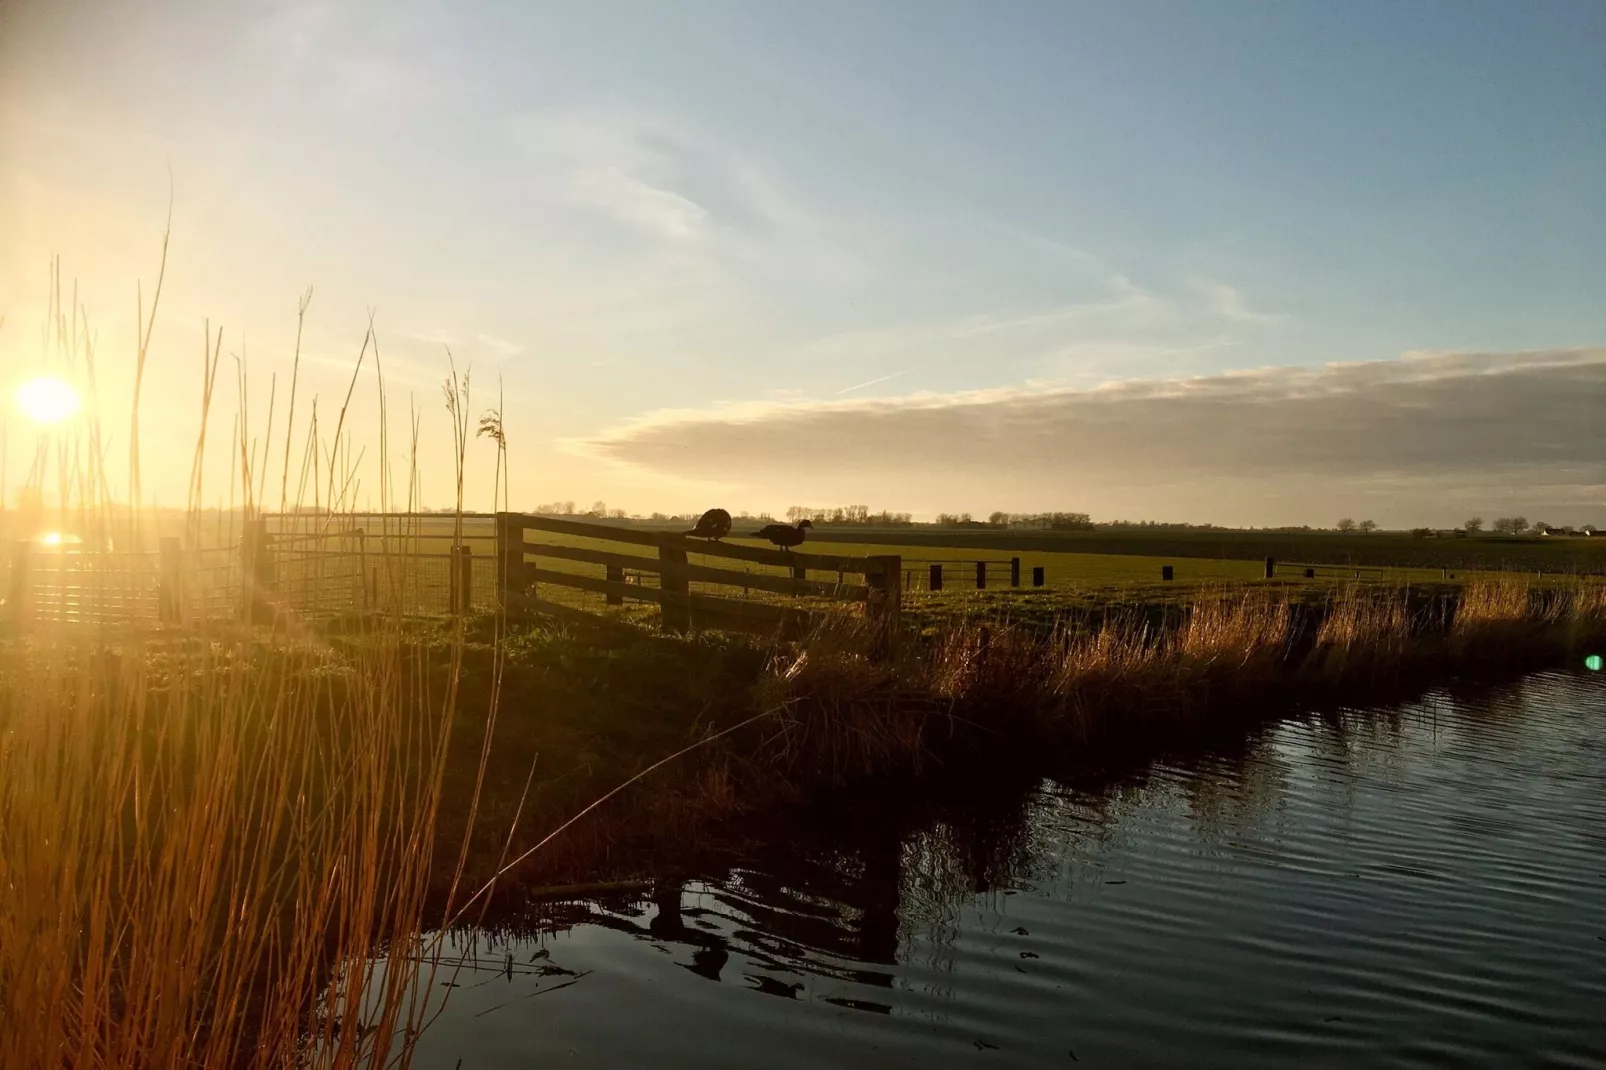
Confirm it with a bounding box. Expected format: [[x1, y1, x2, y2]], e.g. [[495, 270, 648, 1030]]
[[987, 511, 1010, 527], [1464, 517, 1484, 534], [1046, 512, 1094, 531], [1357, 519, 1378, 533], [1410, 527, 1434, 539], [1335, 517, 1357, 532], [610, 508, 627, 520], [1511, 515, 1529, 535]]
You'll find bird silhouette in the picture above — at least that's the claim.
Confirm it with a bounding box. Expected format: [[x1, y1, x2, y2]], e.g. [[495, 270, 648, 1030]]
[[684, 508, 732, 541], [750, 518, 812, 550]]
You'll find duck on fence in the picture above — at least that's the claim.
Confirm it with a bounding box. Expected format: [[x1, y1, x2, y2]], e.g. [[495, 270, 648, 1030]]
[[685, 508, 732, 541], [750, 519, 812, 550]]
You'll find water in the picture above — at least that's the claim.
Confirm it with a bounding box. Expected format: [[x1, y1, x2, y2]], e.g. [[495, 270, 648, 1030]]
[[405, 672, 1606, 1068]]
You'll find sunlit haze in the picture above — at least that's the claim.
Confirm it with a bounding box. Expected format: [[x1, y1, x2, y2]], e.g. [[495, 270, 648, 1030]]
[[2, 1, 1602, 524], [16, 376, 81, 425]]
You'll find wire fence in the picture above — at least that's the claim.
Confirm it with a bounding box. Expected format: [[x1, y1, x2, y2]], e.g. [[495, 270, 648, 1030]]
[[3, 544, 240, 628]]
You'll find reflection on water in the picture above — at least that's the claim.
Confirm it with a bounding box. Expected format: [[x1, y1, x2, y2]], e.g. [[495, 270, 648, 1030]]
[[405, 672, 1606, 1068]]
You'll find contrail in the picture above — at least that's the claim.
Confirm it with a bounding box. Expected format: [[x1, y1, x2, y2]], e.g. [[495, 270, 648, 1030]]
[[835, 371, 906, 395]]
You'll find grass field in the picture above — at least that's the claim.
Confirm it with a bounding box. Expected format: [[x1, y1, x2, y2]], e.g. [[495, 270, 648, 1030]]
[[804, 525, 1606, 575], [252, 514, 1602, 629]]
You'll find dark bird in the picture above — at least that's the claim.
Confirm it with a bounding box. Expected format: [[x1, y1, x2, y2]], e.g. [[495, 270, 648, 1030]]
[[750, 518, 812, 550], [685, 508, 732, 541]]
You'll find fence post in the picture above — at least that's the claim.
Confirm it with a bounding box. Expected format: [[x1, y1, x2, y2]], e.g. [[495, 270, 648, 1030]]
[[1161, 564, 1174, 582], [1010, 556, 1021, 587], [660, 546, 690, 632], [495, 511, 526, 613], [6, 541, 31, 627], [929, 563, 943, 591], [450, 545, 473, 615], [976, 561, 987, 589], [240, 518, 275, 624], [1032, 566, 1045, 587], [1264, 557, 1276, 580], [867, 554, 902, 659], [606, 564, 624, 605], [159, 536, 183, 623]]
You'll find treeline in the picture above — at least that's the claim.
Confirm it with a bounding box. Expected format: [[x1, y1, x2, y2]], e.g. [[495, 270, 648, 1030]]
[[532, 500, 630, 519], [785, 505, 915, 525], [515, 502, 1599, 537], [976, 511, 1094, 530]]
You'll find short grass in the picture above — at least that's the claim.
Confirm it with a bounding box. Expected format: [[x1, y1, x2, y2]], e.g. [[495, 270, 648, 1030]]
[[805, 525, 1606, 575], [263, 514, 1590, 628]]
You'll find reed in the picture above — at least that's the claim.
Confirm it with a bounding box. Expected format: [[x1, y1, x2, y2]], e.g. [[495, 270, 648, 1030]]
[[0, 263, 501, 1069]]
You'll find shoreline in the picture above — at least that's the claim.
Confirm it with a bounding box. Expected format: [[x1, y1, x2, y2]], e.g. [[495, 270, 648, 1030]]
[[424, 578, 1606, 906]]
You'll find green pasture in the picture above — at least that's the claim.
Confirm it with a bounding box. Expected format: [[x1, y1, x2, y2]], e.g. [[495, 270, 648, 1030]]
[[256, 515, 1606, 626]]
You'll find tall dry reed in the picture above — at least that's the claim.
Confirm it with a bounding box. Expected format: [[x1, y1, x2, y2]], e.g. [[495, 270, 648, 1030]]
[[0, 260, 503, 1069]]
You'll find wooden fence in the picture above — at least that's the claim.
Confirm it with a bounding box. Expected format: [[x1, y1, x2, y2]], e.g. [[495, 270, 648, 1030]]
[[902, 557, 1044, 592], [4, 513, 906, 646], [495, 513, 901, 645], [1271, 559, 1388, 581]]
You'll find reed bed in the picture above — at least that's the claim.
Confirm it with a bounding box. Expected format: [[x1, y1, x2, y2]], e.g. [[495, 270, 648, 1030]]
[[906, 578, 1606, 748], [0, 624, 471, 1069], [1, 262, 505, 1069]]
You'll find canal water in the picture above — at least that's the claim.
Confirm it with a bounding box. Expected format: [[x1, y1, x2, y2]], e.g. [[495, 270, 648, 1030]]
[[403, 671, 1606, 1068]]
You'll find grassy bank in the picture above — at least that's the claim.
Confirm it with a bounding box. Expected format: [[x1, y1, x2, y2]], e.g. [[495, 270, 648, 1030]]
[[414, 576, 1606, 904]]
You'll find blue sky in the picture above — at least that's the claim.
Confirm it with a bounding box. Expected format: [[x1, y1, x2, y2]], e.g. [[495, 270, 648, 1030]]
[[3, 1, 1603, 523]]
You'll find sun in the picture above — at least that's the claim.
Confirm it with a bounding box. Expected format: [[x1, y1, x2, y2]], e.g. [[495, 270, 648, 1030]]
[[17, 375, 81, 425]]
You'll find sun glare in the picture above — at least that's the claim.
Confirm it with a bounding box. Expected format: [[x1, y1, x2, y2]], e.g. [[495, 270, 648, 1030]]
[[17, 375, 81, 425]]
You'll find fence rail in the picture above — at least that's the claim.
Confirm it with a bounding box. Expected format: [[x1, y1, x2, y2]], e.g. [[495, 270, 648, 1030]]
[[498, 513, 900, 646], [1272, 560, 1389, 580]]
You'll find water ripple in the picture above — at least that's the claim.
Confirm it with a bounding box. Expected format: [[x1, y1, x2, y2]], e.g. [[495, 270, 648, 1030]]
[[411, 671, 1606, 1069]]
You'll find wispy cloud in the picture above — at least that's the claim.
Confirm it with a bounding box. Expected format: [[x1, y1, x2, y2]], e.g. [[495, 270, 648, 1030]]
[[835, 371, 907, 395], [568, 165, 711, 241], [576, 348, 1606, 525], [1197, 281, 1288, 326], [474, 333, 524, 358]]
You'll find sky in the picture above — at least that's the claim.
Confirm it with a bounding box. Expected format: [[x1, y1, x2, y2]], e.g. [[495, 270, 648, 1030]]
[[2, 0, 1603, 526]]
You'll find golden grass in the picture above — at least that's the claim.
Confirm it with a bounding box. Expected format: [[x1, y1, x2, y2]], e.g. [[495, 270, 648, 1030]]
[[0, 261, 505, 1069], [908, 580, 1606, 747], [0, 628, 461, 1068]]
